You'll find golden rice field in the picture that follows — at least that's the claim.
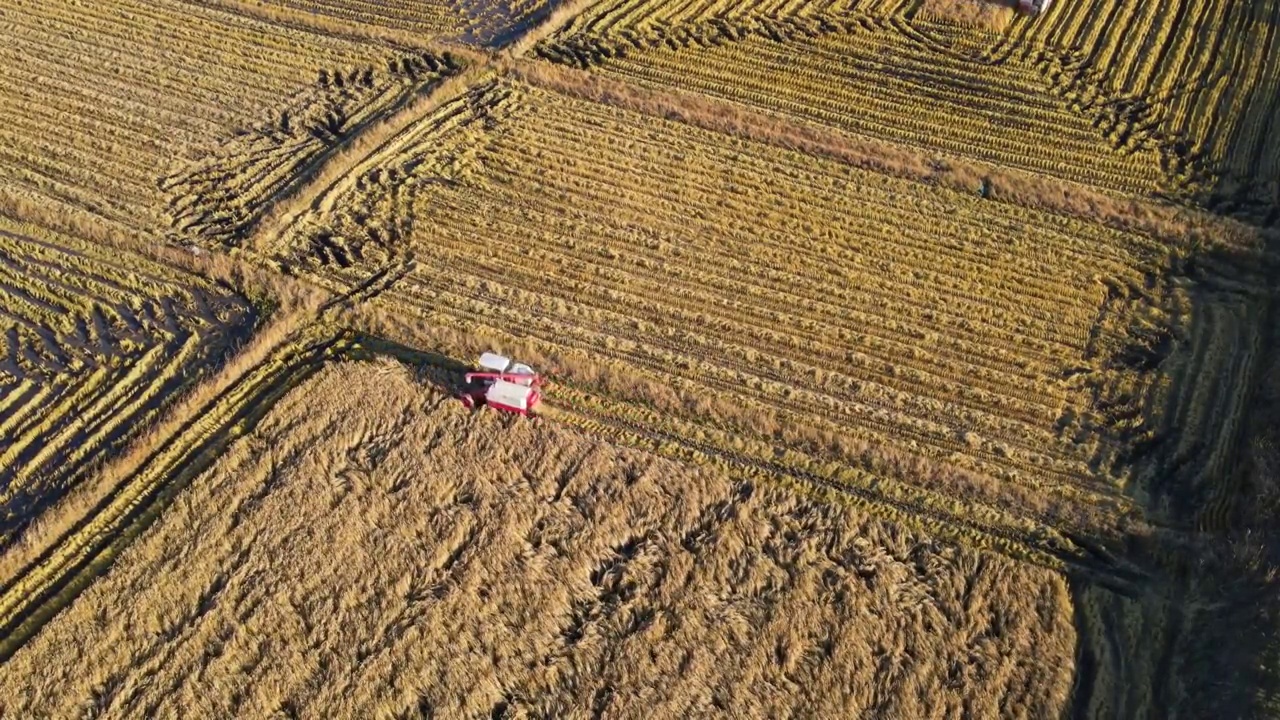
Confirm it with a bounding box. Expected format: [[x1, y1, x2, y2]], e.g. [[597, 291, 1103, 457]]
[[0, 0, 1278, 716], [538, 0, 1280, 214], [0, 0, 463, 243], [275, 79, 1269, 569], [0, 215, 252, 550], [0, 361, 1077, 718]]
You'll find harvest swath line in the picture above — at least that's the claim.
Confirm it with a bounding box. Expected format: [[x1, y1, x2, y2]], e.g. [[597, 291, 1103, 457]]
[[246, 0, 469, 36], [1138, 285, 1272, 528]]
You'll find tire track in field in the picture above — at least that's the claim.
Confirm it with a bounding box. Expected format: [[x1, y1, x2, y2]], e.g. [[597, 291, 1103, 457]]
[[0, 329, 347, 662]]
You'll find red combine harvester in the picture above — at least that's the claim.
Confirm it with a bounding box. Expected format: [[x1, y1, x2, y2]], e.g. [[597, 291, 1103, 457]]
[[458, 352, 542, 416]]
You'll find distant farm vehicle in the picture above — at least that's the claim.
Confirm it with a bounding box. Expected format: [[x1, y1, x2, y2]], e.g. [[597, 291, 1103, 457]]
[[1017, 0, 1053, 15], [458, 352, 543, 416]]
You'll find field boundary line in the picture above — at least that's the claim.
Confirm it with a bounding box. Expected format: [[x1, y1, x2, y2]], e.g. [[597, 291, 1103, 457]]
[[244, 66, 489, 259], [0, 324, 345, 662]]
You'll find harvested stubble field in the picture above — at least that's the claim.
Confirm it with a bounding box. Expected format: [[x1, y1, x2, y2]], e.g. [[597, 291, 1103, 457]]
[[0, 214, 253, 548], [0, 0, 464, 243], [539, 0, 1280, 215], [0, 361, 1077, 718], [0, 0, 1278, 715]]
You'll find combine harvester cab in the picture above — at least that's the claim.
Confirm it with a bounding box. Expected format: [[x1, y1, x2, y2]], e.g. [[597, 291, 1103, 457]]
[[459, 352, 542, 416], [1017, 0, 1052, 14]]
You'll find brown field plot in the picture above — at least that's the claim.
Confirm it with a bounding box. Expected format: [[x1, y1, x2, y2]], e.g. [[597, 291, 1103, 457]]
[[0, 360, 1077, 718]]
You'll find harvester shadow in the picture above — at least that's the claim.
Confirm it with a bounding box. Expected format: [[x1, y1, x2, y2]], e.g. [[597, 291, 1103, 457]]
[[346, 333, 474, 398]]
